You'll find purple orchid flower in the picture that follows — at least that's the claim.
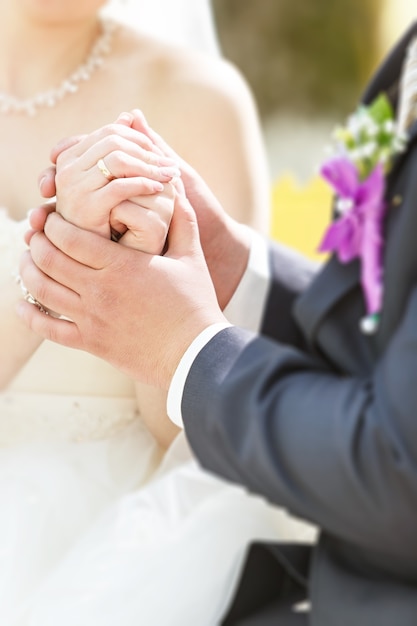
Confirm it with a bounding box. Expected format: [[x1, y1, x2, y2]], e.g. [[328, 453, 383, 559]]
[[318, 156, 386, 316]]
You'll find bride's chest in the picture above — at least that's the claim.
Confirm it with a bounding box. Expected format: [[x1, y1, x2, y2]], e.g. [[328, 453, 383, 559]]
[[0, 119, 50, 218], [0, 109, 108, 218], [0, 99, 148, 218]]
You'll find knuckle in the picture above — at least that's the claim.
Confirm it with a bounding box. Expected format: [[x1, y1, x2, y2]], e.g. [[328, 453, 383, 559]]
[[101, 123, 122, 138], [112, 149, 130, 170], [141, 216, 168, 253], [55, 163, 74, 189], [138, 146, 154, 163], [34, 281, 49, 307], [55, 150, 69, 169], [104, 133, 125, 153], [35, 243, 56, 275], [154, 222, 169, 247]]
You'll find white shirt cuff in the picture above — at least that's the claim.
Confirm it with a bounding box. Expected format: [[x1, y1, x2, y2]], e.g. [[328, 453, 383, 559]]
[[223, 228, 270, 332], [167, 230, 271, 428], [167, 322, 232, 428]]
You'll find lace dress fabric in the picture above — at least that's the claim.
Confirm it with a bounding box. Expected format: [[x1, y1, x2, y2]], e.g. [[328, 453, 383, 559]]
[[0, 209, 318, 625]]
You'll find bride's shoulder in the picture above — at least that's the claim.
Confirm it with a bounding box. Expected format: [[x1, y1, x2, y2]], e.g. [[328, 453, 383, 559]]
[[115, 24, 254, 112]]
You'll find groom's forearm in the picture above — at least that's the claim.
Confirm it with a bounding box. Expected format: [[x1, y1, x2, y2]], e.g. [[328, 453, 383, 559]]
[[167, 229, 270, 426], [166, 235, 319, 429]]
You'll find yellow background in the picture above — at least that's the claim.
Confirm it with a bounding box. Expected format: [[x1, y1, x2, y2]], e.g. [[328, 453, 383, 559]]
[[270, 174, 331, 260]]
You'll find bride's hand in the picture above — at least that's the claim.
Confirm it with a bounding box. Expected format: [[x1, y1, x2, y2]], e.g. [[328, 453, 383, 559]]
[[109, 180, 178, 252], [40, 112, 181, 254]]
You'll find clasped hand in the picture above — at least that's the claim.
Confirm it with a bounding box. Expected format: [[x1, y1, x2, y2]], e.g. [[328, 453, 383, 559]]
[[34, 111, 181, 253], [18, 110, 233, 388]]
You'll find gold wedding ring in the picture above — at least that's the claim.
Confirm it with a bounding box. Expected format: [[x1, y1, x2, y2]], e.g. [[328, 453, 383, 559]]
[[97, 158, 116, 181]]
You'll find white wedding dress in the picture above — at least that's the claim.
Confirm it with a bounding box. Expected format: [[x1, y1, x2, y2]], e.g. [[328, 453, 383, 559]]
[[0, 210, 316, 625]]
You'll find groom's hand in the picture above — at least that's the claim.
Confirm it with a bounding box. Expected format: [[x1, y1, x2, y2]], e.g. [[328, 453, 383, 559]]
[[18, 192, 226, 389], [128, 109, 253, 310]]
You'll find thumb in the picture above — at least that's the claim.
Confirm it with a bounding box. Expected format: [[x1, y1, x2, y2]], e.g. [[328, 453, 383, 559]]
[[50, 134, 86, 165], [165, 192, 202, 259], [38, 165, 57, 199], [114, 111, 135, 127], [130, 109, 179, 159]]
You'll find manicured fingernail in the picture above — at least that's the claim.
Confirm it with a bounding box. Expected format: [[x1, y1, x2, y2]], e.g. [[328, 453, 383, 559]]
[[160, 166, 181, 179], [157, 156, 180, 167], [117, 112, 133, 123], [153, 182, 165, 192]]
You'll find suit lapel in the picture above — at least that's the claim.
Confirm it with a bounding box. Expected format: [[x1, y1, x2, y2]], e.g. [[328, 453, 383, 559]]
[[374, 138, 417, 353], [361, 21, 417, 106], [389, 116, 417, 178], [293, 256, 359, 342]]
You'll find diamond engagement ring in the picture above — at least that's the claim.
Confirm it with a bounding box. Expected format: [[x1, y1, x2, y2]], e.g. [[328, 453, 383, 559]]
[[97, 158, 116, 181], [16, 274, 49, 314]]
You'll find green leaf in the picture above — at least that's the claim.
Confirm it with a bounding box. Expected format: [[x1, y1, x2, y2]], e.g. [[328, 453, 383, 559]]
[[368, 93, 393, 124]]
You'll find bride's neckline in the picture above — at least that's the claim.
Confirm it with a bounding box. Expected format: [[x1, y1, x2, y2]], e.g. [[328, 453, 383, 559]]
[[0, 18, 117, 117]]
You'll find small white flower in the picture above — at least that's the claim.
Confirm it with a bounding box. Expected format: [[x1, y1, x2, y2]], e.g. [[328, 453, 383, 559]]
[[347, 110, 378, 140], [319, 93, 408, 333], [336, 197, 354, 215], [365, 120, 379, 138], [383, 119, 395, 133], [346, 114, 365, 139], [359, 142, 377, 159], [347, 147, 362, 162]]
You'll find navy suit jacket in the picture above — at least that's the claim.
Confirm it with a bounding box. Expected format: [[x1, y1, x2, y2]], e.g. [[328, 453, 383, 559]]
[[181, 23, 417, 626]]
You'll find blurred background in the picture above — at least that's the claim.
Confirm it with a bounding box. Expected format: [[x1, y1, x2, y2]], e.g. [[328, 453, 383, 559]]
[[211, 0, 415, 257]]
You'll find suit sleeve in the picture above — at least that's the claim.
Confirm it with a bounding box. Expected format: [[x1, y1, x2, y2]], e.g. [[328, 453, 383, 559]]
[[182, 243, 417, 561]]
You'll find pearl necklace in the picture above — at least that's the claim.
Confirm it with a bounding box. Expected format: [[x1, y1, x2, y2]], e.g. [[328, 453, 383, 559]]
[[0, 18, 117, 116]]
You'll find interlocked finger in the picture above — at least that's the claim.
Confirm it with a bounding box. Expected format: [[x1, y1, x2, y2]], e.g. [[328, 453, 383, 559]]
[[88, 144, 180, 186]]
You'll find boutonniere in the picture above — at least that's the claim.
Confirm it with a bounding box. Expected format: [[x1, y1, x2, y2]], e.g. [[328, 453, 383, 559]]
[[318, 93, 407, 334]]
